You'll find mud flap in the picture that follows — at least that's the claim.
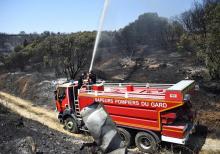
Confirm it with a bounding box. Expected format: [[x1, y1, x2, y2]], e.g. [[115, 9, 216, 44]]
[[80, 102, 126, 154]]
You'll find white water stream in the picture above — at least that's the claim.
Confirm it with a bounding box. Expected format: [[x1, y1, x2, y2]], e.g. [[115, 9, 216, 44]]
[[89, 0, 110, 72]]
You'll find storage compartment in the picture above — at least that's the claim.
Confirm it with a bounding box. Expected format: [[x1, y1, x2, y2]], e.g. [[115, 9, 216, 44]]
[[162, 123, 187, 139]]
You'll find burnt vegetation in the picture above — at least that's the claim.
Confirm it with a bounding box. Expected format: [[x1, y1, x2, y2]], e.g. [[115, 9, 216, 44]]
[[0, 0, 219, 81]]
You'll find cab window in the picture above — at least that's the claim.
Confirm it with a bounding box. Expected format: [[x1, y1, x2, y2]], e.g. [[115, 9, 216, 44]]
[[57, 87, 66, 100]]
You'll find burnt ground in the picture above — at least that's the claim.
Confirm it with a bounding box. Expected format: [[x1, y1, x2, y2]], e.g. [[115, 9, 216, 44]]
[[191, 89, 220, 140], [0, 104, 97, 154]]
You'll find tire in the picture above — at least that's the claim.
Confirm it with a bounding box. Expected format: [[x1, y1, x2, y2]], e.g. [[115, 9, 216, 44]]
[[64, 117, 79, 133], [117, 127, 131, 147], [135, 131, 158, 154]]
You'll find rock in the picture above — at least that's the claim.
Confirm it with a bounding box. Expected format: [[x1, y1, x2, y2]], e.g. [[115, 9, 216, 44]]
[[169, 52, 181, 58], [0, 136, 36, 154], [148, 64, 160, 70], [167, 63, 174, 67], [16, 136, 36, 154], [120, 58, 136, 69], [183, 66, 211, 81], [112, 74, 125, 81]]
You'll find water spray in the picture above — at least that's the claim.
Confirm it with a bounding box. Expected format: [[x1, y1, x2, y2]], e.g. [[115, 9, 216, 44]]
[[89, 0, 110, 72]]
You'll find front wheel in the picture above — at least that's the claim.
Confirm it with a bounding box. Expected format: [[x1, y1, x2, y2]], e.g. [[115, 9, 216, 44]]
[[64, 117, 79, 133], [135, 131, 158, 153], [117, 127, 132, 147]]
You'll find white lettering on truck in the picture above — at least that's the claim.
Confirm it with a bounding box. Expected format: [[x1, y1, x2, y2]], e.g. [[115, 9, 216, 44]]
[[94, 97, 167, 108]]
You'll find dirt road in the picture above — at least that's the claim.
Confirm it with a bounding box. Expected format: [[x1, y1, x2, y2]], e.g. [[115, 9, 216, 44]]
[[0, 91, 220, 153], [0, 91, 90, 140]]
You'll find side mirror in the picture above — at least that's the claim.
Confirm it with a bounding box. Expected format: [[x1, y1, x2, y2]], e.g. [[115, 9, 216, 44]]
[[54, 90, 58, 101]]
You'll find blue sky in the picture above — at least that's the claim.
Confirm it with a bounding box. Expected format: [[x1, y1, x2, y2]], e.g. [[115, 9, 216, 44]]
[[0, 0, 196, 34]]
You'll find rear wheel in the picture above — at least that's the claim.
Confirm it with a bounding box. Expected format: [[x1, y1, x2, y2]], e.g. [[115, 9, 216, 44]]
[[64, 117, 79, 133], [117, 127, 131, 147], [135, 131, 158, 153]]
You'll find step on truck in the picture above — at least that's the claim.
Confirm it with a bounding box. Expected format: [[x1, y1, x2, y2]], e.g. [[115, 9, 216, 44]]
[[54, 80, 197, 153]]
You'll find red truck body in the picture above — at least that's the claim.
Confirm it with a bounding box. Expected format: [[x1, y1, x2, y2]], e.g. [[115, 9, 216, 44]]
[[55, 80, 197, 148]]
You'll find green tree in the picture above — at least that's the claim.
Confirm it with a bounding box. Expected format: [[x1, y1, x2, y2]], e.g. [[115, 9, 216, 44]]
[[179, 0, 220, 79], [44, 32, 95, 79], [2, 52, 30, 71], [14, 45, 23, 52]]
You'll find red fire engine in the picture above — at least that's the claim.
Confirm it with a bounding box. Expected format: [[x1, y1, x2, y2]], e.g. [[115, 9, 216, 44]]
[[55, 80, 197, 153]]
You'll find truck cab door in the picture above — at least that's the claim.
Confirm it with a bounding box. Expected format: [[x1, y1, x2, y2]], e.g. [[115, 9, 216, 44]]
[[55, 87, 68, 112], [68, 86, 75, 110]]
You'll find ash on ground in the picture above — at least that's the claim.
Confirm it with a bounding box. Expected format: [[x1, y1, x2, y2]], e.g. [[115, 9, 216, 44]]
[[0, 104, 97, 154]]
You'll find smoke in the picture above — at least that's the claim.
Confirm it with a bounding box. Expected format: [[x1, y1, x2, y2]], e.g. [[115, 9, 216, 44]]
[[89, 0, 110, 72]]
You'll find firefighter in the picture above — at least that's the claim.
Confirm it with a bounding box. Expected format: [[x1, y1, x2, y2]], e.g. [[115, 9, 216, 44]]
[[78, 72, 87, 89], [86, 71, 96, 91], [88, 71, 96, 85]]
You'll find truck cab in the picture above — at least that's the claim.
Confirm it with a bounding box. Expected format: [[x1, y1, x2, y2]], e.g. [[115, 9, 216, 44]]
[[54, 82, 82, 132]]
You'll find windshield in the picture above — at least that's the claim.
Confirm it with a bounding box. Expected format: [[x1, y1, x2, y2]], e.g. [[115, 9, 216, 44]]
[[57, 87, 66, 100]]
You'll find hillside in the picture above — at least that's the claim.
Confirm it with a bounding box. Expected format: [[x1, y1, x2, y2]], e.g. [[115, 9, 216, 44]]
[[0, 33, 37, 53], [1, 1, 219, 81]]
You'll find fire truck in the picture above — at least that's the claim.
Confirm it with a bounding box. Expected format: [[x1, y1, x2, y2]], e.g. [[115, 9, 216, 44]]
[[54, 80, 197, 153]]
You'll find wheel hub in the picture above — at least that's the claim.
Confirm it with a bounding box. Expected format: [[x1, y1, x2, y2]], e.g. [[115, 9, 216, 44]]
[[119, 133, 126, 141], [140, 137, 151, 150], [67, 121, 74, 129]]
